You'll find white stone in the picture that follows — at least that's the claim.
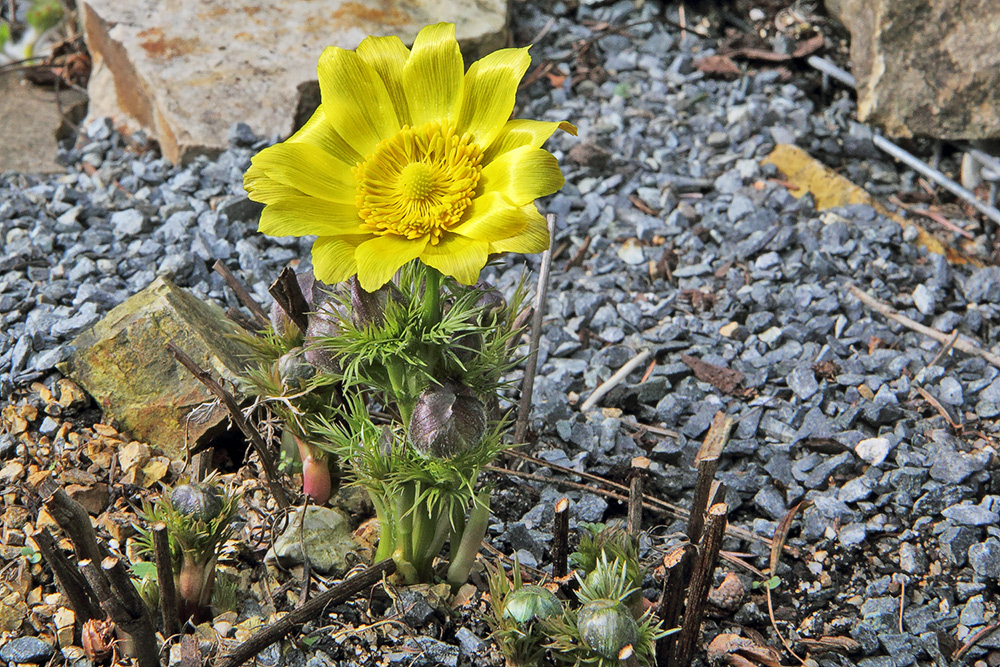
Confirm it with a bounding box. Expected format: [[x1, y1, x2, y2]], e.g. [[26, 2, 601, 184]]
[[617, 238, 646, 265], [912, 283, 936, 315], [855, 436, 892, 467], [80, 0, 509, 163]]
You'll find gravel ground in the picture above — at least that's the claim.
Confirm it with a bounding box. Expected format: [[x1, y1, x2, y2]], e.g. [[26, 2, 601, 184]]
[[4, 1, 1000, 666]]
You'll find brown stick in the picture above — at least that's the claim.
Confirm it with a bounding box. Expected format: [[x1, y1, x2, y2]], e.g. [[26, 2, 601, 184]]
[[671, 504, 728, 667], [656, 543, 694, 665], [213, 260, 269, 327], [80, 559, 160, 667], [268, 266, 310, 333], [847, 283, 1000, 369], [552, 498, 570, 578], [31, 527, 103, 623], [38, 477, 106, 566], [215, 558, 396, 667], [180, 634, 201, 667], [687, 412, 733, 543], [514, 213, 557, 444], [167, 342, 290, 509], [564, 234, 592, 270], [627, 457, 649, 536], [152, 523, 180, 639]]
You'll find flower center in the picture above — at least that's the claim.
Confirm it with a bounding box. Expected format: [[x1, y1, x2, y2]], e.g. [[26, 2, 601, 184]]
[[354, 122, 483, 244]]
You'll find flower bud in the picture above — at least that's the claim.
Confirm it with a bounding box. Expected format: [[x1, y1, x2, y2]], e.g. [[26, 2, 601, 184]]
[[472, 281, 506, 325], [408, 382, 486, 458], [577, 599, 639, 660], [170, 483, 223, 523], [503, 585, 562, 624], [277, 347, 316, 387]]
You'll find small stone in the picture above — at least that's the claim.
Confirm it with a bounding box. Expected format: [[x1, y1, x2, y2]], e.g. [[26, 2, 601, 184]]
[[788, 367, 819, 400], [456, 627, 485, 656], [758, 326, 783, 346], [912, 284, 936, 314], [0, 636, 56, 664], [856, 437, 892, 467], [942, 504, 1000, 526], [110, 209, 148, 237], [838, 523, 868, 546], [969, 538, 1000, 578], [938, 376, 964, 405], [961, 595, 987, 627], [898, 542, 927, 575], [617, 238, 646, 265]]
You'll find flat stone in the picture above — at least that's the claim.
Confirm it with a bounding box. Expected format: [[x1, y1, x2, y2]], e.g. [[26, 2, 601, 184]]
[[0, 74, 86, 174], [856, 436, 892, 467], [80, 0, 510, 163], [0, 636, 56, 664], [58, 277, 256, 458], [826, 0, 1000, 139], [268, 506, 364, 576]]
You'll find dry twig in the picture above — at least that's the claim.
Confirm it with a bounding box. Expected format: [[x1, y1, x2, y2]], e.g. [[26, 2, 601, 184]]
[[847, 283, 1000, 369], [514, 214, 557, 443]]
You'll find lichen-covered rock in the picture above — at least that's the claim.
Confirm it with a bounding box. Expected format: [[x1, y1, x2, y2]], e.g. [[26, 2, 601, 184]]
[[59, 277, 255, 459], [268, 506, 365, 576], [826, 0, 1000, 139]]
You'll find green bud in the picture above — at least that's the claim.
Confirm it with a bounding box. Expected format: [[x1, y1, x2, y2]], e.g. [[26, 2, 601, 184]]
[[503, 585, 562, 624], [0, 22, 10, 49], [577, 598, 639, 660], [170, 483, 223, 523], [26, 0, 62, 33], [408, 381, 486, 458]]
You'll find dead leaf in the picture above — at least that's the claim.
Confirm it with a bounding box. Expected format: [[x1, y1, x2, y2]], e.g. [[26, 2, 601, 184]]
[[695, 54, 741, 77], [681, 354, 748, 396], [707, 633, 782, 667], [761, 144, 979, 265]]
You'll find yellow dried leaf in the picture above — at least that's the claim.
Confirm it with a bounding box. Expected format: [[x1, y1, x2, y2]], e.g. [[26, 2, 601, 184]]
[[762, 144, 978, 265]]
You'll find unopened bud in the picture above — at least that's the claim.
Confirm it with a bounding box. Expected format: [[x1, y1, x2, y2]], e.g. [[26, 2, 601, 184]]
[[503, 585, 562, 624], [408, 382, 487, 458], [277, 347, 316, 388], [472, 281, 506, 324], [577, 599, 640, 660], [170, 483, 223, 523]]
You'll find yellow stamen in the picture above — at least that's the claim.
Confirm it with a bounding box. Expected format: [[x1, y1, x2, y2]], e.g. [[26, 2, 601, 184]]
[[354, 122, 482, 244]]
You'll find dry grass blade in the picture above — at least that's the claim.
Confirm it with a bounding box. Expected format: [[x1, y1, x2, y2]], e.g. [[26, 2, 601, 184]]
[[768, 500, 812, 577], [953, 622, 1000, 661]]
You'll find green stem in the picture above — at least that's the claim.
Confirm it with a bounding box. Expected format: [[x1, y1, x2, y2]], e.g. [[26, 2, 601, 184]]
[[447, 491, 491, 590], [421, 267, 442, 330], [386, 360, 412, 424], [370, 494, 396, 564]]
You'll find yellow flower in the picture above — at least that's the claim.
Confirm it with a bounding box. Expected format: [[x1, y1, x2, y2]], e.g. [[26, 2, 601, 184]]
[[244, 23, 575, 291]]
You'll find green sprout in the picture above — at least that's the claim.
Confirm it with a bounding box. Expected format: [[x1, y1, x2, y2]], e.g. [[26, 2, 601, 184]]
[[544, 555, 669, 667], [136, 479, 238, 625], [486, 558, 562, 667], [570, 522, 644, 616]]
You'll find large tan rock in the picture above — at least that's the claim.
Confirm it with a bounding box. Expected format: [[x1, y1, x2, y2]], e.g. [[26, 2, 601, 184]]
[[59, 277, 255, 459], [826, 0, 1000, 139], [80, 0, 510, 164]]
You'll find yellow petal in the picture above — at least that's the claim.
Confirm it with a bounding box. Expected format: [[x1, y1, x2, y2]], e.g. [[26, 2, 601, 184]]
[[354, 235, 428, 291], [450, 192, 526, 241], [482, 119, 576, 164], [479, 146, 565, 206], [489, 204, 550, 254], [250, 143, 355, 203], [457, 47, 530, 149], [357, 34, 412, 127], [403, 23, 464, 127], [311, 235, 367, 284], [288, 106, 362, 166], [317, 46, 399, 157], [421, 235, 489, 285], [258, 196, 364, 237]]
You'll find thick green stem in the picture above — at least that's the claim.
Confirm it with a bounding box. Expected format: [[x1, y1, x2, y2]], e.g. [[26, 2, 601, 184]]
[[370, 495, 396, 564], [386, 361, 412, 424], [447, 491, 491, 590], [421, 267, 442, 330]]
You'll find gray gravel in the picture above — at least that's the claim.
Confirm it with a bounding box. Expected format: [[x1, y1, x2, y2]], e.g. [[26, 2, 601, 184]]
[[4, 0, 1000, 665]]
